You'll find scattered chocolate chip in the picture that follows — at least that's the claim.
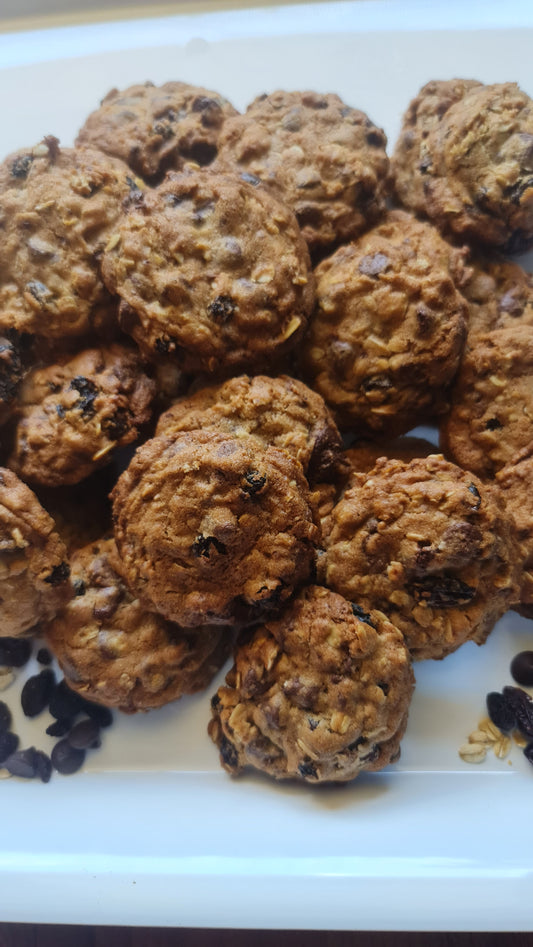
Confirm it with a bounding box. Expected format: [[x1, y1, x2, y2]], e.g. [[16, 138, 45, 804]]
[[486, 690, 516, 733], [21, 669, 56, 718], [67, 718, 101, 750], [242, 470, 267, 496], [0, 637, 32, 668], [510, 651, 533, 687], [51, 739, 86, 776], [44, 561, 70, 586], [191, 534, 227, 558], [207, 295, 236, 324], [0, 731, 19, 764], [351, 604, 376, 627], [0, 701, 11, 733], [502, 686, 533, 740], [36, 648, 53, 666]]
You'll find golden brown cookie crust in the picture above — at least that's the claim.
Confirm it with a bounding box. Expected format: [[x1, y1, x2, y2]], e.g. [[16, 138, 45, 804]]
[[101, 167, 314, 374], [324, 455, 519, 661], [463, 256, 533, 337], [0, 139, 143, 341], [303, 210, 468, 435], [208, 585, 414, 783], [7, 344, 155, 487], [496, 452, 533, 614], [156, 373, 344, 482], [45, 538, 232, 712], [111, 430, 319, 627], [440, 325, 533, 478], [0, 467, 72, 637], [76, 81, 238, 181], [393, 81, 533, 251], [214, 89, 389, 253]]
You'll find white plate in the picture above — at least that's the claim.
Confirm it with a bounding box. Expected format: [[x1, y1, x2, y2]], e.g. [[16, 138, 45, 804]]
[[1, 0, 533, 931]]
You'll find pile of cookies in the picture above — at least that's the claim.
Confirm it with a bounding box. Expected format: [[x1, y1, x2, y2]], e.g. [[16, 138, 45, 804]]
[[1, 77, 532, 785]]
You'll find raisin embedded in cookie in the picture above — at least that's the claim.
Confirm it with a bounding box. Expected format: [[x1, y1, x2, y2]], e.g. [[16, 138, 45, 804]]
[[7, 344, 155, 487], [302, 210, 469, 436], [208, 585, 414, 783], [215, 89, 389, 254], [45, 538, 232, 712], [111, 430, 319, 627], [324, 455, 519, 661], [101, 167, 314, 374], [463, 256, 533, 337], [156, 373, 345, 482], [0, 138, 143, 342], [76, 81, 238, 182], [0, 467, 72, 637], [392, 80, 533, 251], [440, 325, 533, 478]]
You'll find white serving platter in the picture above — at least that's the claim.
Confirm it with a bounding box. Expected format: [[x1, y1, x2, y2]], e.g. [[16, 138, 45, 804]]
[[1, 0, 533, 931]]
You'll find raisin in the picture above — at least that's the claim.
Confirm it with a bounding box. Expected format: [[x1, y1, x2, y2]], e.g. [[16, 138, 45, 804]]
[[362, 374, 392, 392], [502, 686, 533, 740], [0, 637, 32, 668], [11, 154, 34, 178], [102, 408, 131, 440], [67, 719, 101, 750], [76, 698, 113, 728], [73, 579, 86, 596], [4, 747, 40, 779], [0, 731, 19, 764], [486, 690, 516, 732], [468, 483, 481, 510], [21, 669, 56, 718], [36, 648, 53, 666], [510, 651, 533, 687], [69, 376, 98, 418], [46, 718, 72, 738], [242, 470, 267, 496], [408, 575, 475, 608], [351, 604, 376, 627], [210, 693, 222, 712], [366, 130, 384, 147], [524, 742, 533, 766], [191, 535, 227, 558], [49, 680, 85, 720], [154, 337, 171, 355], [207, 295, 236, 324], [485, 418, 502, 431], [219, 736, 239, 770], [0, 701, 11, 733], [33, 749, 52, 783], [44, 561, 70, 586], [51, 740, 86, 776], [298, 759, 318, 779]]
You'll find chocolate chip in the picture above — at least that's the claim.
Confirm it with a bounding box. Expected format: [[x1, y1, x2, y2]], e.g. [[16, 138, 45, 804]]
[[21, 669, 56, 718], [67, 719, 101, 750], [207, 295, 236, 324], [51, 739, 86, 776], [0, 637, 32, 668], [0, 731, 19, 763], [486, 691, 516, 733], [191, 534, 227, 558], [510, 651, 533, 687], [0, 701, 11, 733]]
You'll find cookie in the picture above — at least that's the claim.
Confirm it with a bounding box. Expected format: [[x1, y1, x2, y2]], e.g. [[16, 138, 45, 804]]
[[101, 167, 314, 374], [440, 325, 533, 478], [324, 455, 519, 661], [156, 373, 345, 482], [463, 256, 533, 336], [214, 89, 389, 254], [345, 434, 439, 474], [0, 331, 25, 427], [76, 81, 238, 181], [0, 137, 143, 342], [302, 210, 469, 435], [0, 467, 72, 637], [45, 538, 232, 712], [7, 344, 155, 487], [496, 452, 533, 617], [111, 430, 319, 627], [208, 585, 414, 782], [392, 81, 533, 251]]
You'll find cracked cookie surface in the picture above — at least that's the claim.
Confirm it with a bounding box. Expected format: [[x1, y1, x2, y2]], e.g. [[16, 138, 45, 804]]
[[208, 584, 414, 782], [324, 455, 519, 660]]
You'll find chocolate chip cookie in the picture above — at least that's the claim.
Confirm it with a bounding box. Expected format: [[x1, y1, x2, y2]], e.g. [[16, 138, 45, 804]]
[[440, 325, 533, 478], [325, 455, 519, 661], [208, 584, 414, 782], [0, 138, 143, 342], [111, 430, 319, 627], [392, 81, 533, 251], [302, 210, 469, 435], [77, 81, 238, 182], [45, 538, 232, 712], [156, 373, 344, 482], [101, 167, 314, 374], [7, 344, 155, 487], [0, 467, 72, 637], [215, 89, 389, 254]]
